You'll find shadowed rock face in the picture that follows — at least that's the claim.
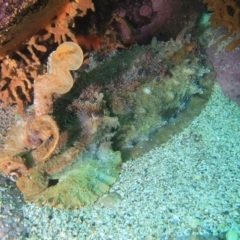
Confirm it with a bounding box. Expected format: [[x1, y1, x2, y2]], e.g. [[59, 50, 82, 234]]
[[0, 0, 68, 56], [0, 0, 40, 50], [206, 38, 240, 104], [75, 37, 214, 160], [207, 44, 240, 105], [77, 0, 204, 47], [127, 0, 204, 43], [0, 0, 30, 30]]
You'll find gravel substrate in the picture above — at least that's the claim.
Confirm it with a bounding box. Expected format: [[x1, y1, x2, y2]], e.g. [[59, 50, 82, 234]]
[[0, 176, 27, 239], [1, 83, 240, 239]]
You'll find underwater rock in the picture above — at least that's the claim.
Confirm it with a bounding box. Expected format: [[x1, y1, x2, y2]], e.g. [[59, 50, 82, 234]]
[[114, 0, 204, 44], [76, 0, 204, 49], [197, 13, 240, 105], [0, 0, 67, 56], [205, 28, 240, 105], [207, 43, 240, 105], [0, 0, 95, 56]]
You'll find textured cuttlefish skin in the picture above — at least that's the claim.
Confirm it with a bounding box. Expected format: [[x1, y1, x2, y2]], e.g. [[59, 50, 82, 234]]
[[0, 42, 122, 209]]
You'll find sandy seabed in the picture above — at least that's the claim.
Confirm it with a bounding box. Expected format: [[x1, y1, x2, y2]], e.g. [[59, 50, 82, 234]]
[[18, 83, 240, 240], [0, 84, 240, 240]]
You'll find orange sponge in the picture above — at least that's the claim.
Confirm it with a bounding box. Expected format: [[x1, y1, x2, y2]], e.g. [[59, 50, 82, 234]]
[[34, 42, 83, 116]]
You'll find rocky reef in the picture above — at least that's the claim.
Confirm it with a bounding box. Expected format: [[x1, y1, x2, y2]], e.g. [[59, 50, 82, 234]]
[[196, 10, 240, 105], [203, 0, 240, 51], [0, 0, 205, 114], [82, 0, 203, 44], [0, 0, 95, 113]]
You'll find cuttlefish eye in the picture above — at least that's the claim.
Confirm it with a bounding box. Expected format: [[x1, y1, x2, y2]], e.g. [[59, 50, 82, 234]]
[[8, 172, 20, 182]]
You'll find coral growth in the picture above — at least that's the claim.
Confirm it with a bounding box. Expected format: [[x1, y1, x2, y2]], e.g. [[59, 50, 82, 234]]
[[0, 42, 121, 209], [0, 58, 33, 113], [34, 42, 83, 116], [203, 0, 240, 50], [0, 0, 95, 113]]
